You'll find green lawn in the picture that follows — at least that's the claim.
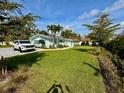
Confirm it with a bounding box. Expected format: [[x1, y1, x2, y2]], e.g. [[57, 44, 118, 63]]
[[6, 46, 105, 93], [0, 45, 12, 48]]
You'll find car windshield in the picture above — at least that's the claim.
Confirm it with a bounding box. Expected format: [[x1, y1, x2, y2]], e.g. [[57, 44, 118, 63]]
[[19, 41, 31, 44]]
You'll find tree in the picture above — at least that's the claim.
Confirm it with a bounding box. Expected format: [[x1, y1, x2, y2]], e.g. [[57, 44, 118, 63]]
[[38, 30, 48, 35], [55, 25, 63, 35], [61, 29, 81, 40], [0, 0, 22, 42], [47, 25, 56, 35], [106, 34, 124, 59], [47, 25, 57, 47], [47, 25, 63, 47], [54, 25, 63, 46], [47, 25, 63, 35], [0, 0, 22, 16], [11, 13, 40, 39], [83, 13, 120, 46], [0, 0, 40, 41], [0, 13, 40, 40]]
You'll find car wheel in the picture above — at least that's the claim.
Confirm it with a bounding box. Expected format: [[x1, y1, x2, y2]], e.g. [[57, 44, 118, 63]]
[[19, 47, 22, 52], [14, 48, 16, 51], [13, 46, 16, 51]]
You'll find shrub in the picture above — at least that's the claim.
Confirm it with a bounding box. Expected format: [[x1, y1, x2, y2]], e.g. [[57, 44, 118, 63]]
[[18, 65, 28, 73], [112, 55, 124, 92], [5, 65, 29, 93], [2, 85, 16, 93], [58, 44, 68, 48], [98, 49, 124, 93], [104, 34, 124, 92], [58, 44, 64, 48], [106, 35, 124, 59], [49, 45, 56, 49], [12, 65, 28, 84], [98, 56, 120, 93]]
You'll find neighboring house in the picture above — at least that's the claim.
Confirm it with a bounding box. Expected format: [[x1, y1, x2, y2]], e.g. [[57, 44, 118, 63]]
[[0, 38, 6, 45], [0, 41, 14, 45], [0, 41, 6, 45], [0, 38, 14, 45], [30, 34, 79, 48]]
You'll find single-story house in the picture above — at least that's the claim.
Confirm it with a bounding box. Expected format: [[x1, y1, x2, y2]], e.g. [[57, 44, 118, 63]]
[[0, 41, 6, 45], [30, 34, 79, 48]]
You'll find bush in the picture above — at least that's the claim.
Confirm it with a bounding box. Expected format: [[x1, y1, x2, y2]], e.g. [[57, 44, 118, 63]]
[[98, 49, 124, 93], [106, 35, 124, 59], [57, 44, 64, 48], [58, 44, 68, 48], [98, 56, 120, 93], [12, 65, 28, 84], [49, 45, 56, 49], [2, 85, 16, 93], [104, 34, 124, 92], [81, 41, 89, 46], [3, 65, 29, 93], [112, 55, 124, 92]]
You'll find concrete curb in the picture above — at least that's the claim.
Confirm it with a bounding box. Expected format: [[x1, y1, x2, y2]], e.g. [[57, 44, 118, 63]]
[[36, 47, 72, 52]]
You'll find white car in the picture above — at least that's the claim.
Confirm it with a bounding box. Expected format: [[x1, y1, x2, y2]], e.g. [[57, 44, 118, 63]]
[[13, 40, 35, 52]]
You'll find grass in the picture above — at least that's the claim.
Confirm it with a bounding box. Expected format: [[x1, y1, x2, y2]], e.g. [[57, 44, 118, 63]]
[[5, 46, 105, 93], [0, 45, 12, 48]]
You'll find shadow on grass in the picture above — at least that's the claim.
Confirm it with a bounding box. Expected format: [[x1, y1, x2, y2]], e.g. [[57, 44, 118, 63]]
[[82, 62, 101, 76], [75, 48, 88, 52], [47, 84, 64, 93], [65, 85, 72, 93], [6, 52, 45, 70], [74, 48, 95, 53]]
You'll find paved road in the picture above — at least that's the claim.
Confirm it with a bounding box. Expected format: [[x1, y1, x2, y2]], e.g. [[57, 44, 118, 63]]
[[0, 47, 37, 58]]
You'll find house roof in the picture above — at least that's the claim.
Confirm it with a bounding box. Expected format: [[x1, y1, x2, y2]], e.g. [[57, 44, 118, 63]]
[[30, 34, 51, 41], [30, 34, 79, 42]]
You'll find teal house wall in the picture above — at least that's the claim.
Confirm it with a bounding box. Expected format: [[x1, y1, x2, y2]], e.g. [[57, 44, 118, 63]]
[[30, 34, 79, 48]]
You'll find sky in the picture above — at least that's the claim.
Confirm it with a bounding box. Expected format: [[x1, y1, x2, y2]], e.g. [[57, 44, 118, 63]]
[[16, 0, 124, 35]]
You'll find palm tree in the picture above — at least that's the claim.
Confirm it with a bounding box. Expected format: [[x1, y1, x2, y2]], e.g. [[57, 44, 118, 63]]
[[47, 25, 56, 35], [47, 25, 56, 47], [55, 25, 63, 46], [47, 25, 63, 35], [56, 25, 63, 33], [47, 25, 63, 47]]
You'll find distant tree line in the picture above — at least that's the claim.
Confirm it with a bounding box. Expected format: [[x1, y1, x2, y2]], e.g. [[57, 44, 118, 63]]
[[37, 25, 81, 40]]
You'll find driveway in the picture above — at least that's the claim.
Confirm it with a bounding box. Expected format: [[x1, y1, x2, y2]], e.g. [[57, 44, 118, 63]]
[[0, 47, 71, 58], [0, 47, 37, 58]]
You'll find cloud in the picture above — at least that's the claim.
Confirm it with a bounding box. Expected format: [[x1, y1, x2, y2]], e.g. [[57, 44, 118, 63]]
[[120, 21, 124, 28], [90, 9, 101, 16], [78, 8, 101, 20], [65, 25, 71, 29], [103, 0, 124, 13], [78, 0, 124, 20]]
